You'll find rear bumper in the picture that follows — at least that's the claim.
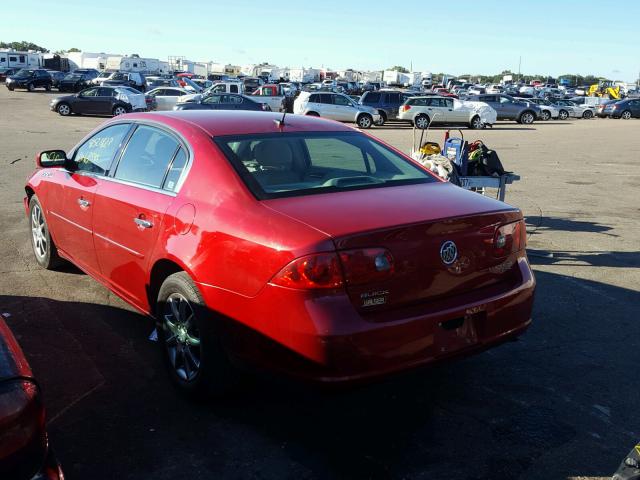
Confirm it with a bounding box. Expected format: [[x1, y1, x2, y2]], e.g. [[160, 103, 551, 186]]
[[199, 254, 535, 384]]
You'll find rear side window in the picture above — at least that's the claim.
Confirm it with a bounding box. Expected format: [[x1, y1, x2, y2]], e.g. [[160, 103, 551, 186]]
[[114, 126, 179, 189], [72, 124, 131, 175], [163, 148, 188, 192], [318, 94, 333, 104], [363, 92, 380, 104], [308, 94, 320, 102]]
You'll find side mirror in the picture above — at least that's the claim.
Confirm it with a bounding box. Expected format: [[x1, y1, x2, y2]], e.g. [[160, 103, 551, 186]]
[[37, 150, 67, 168]]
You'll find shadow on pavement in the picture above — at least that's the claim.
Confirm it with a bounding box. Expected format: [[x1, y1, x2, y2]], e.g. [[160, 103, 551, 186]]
[[1, 268, 638, 479], [525, 215, 618, 237]]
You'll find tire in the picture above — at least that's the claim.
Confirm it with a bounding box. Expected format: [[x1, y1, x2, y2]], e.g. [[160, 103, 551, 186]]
[[356, 113, 373, 129], [57, 103, 71, 116], [469, 115, 483, 129], [558, 109, 569, 120], [156, 272, 238, 398], [414, 114, 431, 129], [518, 111, 535, 124], [305, 111, 320, 116], [29, 196, 64, 270], [377, 111, 387, 125], [27, 83, 34, 92], [112, 105, 127, 116], [621, 110, 632, 120], [7, 85, 14, 91], [45, 84, 51, 92], [541, 110, 551, 121], [582, 110, 593, 119]]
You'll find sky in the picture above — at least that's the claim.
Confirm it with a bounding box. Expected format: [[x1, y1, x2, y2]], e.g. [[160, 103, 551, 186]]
[[4, 0, 639, 81]]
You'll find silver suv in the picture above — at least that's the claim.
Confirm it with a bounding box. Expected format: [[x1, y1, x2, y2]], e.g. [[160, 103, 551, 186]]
[[293, 91, 381, 129]]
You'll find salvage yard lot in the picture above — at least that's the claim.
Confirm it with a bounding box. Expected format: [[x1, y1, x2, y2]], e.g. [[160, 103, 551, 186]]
[[0, 87, 638, 480]]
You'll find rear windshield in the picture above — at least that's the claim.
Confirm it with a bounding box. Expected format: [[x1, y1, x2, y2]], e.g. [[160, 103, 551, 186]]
[[214, 132, 436, 200]]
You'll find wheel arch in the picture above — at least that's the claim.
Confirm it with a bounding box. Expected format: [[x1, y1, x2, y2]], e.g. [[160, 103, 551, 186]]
[[147, 257, 200, 317]]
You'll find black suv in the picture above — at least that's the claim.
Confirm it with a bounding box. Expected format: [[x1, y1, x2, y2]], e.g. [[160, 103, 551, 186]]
[[5, 69, 52, 91], [360, 90, 416, 123], [58, 69, 100, 92]]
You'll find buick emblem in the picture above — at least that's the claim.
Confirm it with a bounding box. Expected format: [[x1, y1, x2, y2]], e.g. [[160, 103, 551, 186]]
[[440, 241, 458, 265]]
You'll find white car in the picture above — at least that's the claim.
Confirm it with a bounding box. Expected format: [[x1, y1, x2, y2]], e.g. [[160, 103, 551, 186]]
[[92, 71, 113, 86], [397, 96, 496, 129], [486, 84, 504, 94], [294, 91, 381, 129], [114, 86, 147, 111], [515, 98, 560, 120], [146, 87, 192, 111], [552, 99, 595, 119]]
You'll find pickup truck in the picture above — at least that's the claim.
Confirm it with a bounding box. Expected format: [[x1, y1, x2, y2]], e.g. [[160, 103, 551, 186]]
[[175, 81, 244, 105], [250, 84, 288, 112]]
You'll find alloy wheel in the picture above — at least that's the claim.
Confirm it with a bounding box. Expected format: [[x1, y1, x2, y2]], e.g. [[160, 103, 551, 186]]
[[162, 293, 201, 382], [521, 112, 534, 124], [559, 110, 569, 120], [58, 104, 70, 116], [31, 204, 47, 259], [113, 106, 127, 116], [358, 115, 372, 129], [415, 115, 430, 129], [621, 111, 631, 119]]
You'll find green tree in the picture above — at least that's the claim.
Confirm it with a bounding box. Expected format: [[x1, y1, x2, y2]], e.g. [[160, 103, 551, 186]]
[[0, 41, 49, 52], [388, 66, 409, 73]]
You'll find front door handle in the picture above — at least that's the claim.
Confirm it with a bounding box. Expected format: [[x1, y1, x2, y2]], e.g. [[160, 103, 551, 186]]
[[77, 198, 90, 208], [134, 217, 153, 228]]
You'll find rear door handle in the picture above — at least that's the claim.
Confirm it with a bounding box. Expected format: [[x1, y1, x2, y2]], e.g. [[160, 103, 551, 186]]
[[134, 217, 153, 228], [77, 198, 90, 208]]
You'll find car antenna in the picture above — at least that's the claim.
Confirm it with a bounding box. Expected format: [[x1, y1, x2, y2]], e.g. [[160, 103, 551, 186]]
[[274, 109, 287, 130]]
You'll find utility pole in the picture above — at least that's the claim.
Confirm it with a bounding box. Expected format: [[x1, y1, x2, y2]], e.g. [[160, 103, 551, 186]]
[[518, 56, 521, 82]]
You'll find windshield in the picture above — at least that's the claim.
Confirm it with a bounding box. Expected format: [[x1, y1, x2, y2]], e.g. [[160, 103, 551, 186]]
[[14, 69, 35, 78], [110, 73, 127, 80], [64, 73, 82, 80], [214, 132, 436, 200]]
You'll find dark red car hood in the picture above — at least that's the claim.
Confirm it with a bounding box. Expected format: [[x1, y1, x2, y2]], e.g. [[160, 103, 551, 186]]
[[263, 182, 516, 238]]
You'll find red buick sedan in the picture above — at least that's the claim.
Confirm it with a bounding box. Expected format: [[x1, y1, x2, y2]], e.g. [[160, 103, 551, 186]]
[[25, 111, 535, 397]]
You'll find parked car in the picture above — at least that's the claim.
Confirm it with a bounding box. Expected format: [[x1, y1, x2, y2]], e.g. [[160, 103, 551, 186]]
[[243, 76, 263, 93], [146, 87, 192, 111], [147, 78, 180, 90], [604, 98, 640, 119], [0, 67, 18, 82], [5, 69, 52, 91], [486, 84, 504, 94], [360, 90, 416, 123], [467, 86, 486, 95], [595, 99, 621, 118], [25, 111, 535, 397], [46, 70, 66, 90], [467, 94, 541, 123], [192, 79, 213, 90], [101, 71, 147, 92], [552, 99, 594, 119], [50, 86, 145, 116], [58, 70, 100, 92], [91, 71, 113, 86], [173, 93, 269, 111], [398, 96, 496, 129], [0, 316, 64, 479], [516, 98, 560, 120], [294, 91, 381, 128]]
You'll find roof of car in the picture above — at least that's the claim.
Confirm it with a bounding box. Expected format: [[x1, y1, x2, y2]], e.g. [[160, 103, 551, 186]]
[[120, 110, 355, 137]]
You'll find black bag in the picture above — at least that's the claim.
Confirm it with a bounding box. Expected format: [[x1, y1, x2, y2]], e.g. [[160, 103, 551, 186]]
[[479, 144, 510, 176]]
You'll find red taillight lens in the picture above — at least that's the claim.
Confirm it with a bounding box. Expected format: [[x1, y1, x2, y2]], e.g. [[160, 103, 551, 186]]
[[271, 253, 343, 289], [339, 248, 394, 286], [401, 105, 411, 112], [271, 248, 395, 290], [493, 221, 526, 257]]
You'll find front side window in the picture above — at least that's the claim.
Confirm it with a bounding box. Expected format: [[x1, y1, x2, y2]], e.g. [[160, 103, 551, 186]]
[[203, 95, 222, 104], [114, 126, 179, 189], [72, 124, 131, 175], [215, 132, 436, 199], [80, 88, 99, 97]]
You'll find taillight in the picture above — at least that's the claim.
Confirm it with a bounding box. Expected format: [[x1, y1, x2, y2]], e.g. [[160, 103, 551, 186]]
[[493, 221, 526, 257], [612, 105, 618, 110], [271, 253, 343, 289], [0, 380, 44, 459], [401, 105, 411, 112], [339, 248, 394, 286], [271, 248, 395, 290]]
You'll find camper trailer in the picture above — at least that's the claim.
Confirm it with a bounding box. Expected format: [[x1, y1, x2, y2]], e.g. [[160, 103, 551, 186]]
[[0, 50, 43, 69]]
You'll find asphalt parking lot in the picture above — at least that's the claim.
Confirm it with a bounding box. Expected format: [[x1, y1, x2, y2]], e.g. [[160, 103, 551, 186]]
[[1, 88, 639, 480]]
